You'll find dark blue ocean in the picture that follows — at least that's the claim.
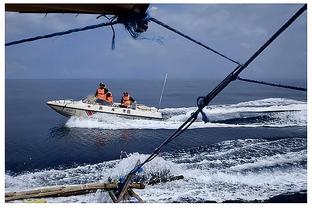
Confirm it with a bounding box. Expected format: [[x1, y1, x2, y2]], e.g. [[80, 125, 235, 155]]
[[5, 78, 307, 202]]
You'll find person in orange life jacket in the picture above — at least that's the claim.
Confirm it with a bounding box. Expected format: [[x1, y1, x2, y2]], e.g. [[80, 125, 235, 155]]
[[95, 83, 108, 105], [105, 92, 113, 104], [120, 92, 135, 108]]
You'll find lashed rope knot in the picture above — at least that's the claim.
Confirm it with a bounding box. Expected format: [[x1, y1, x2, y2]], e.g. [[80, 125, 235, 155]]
[[196, 96, 209, 123], [118, 13, 149, 39]]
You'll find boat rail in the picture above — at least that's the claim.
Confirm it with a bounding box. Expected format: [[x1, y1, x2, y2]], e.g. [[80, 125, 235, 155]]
[[53, 99, 74, 104]]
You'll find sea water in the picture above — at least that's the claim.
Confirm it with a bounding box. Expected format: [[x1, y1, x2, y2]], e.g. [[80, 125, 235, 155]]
[[5, 78, 307, 202]]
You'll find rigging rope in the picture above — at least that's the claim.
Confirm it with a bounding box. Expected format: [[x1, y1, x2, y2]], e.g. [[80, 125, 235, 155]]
[[5, 20, 119, 47], [237, 76, 307, 92], [5, 13, 150, 49], [149, 17, 241, 66], [103, 15, 117, 50], [6, 11, 246, 66], [116, 4, 307, 200]]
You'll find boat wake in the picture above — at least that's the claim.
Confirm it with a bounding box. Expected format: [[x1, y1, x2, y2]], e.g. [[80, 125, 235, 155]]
[[5, 137, 306, 202], [65, 98, 306, 129]]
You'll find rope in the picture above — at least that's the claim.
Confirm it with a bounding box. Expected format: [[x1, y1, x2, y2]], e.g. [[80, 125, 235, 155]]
[[237, 76, 307, 92], [197, 96, 209, 123], [118, 4, 307, 189], [103, 15, 118, 50], [5, 13, 149, 48], [5, 20, 119, 47], [149, 17, 241, 66]]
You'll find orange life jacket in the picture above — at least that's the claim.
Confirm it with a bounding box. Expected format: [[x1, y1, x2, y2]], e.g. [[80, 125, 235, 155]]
[[106, 93, 113, 104], [97, 88, 106, 100], [122, 95, 131, 107]]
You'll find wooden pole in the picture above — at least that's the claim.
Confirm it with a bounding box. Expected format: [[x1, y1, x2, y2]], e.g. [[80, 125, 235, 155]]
[[128, 189, 144, 203], [5, 182, 144, 202], [5, 174, 184, 202], [115, 173, 135, 203], [108, 191, 117, 202]]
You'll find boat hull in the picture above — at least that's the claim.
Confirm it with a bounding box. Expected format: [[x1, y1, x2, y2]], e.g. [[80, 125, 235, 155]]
[[47, 100, 163, 120]]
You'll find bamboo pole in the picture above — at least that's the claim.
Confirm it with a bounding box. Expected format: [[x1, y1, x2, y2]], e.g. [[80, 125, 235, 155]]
[[128, 189, 144, 203], [5, 182, 145, 202], [5, 174, 184, 202], [115, 173, 135, 203], [108, 191, 117, 202]]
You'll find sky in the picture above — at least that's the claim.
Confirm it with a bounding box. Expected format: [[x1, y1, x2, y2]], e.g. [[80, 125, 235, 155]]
[[5, 4, 307, 81]]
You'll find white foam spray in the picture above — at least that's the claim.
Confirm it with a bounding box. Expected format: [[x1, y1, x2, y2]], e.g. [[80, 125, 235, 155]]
[[65, 98, 306, 129]]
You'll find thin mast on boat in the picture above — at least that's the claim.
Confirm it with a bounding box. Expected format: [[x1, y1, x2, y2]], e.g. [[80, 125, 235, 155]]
[[158, 73, 168, 109]]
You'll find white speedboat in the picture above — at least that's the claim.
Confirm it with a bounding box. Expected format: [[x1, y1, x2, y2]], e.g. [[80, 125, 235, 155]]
[[47, 95, 163, 120]]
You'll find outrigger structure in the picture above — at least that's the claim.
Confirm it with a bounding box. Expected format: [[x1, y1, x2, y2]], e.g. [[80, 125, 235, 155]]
[[5, 174, 184, 202]]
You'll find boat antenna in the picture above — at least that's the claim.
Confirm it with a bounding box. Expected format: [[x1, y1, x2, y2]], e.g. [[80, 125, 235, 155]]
[[158, 73, 168, 109]]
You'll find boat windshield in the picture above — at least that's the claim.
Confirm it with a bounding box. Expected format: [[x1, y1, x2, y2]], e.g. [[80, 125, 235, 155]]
[[82, 94, 96, 104]]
